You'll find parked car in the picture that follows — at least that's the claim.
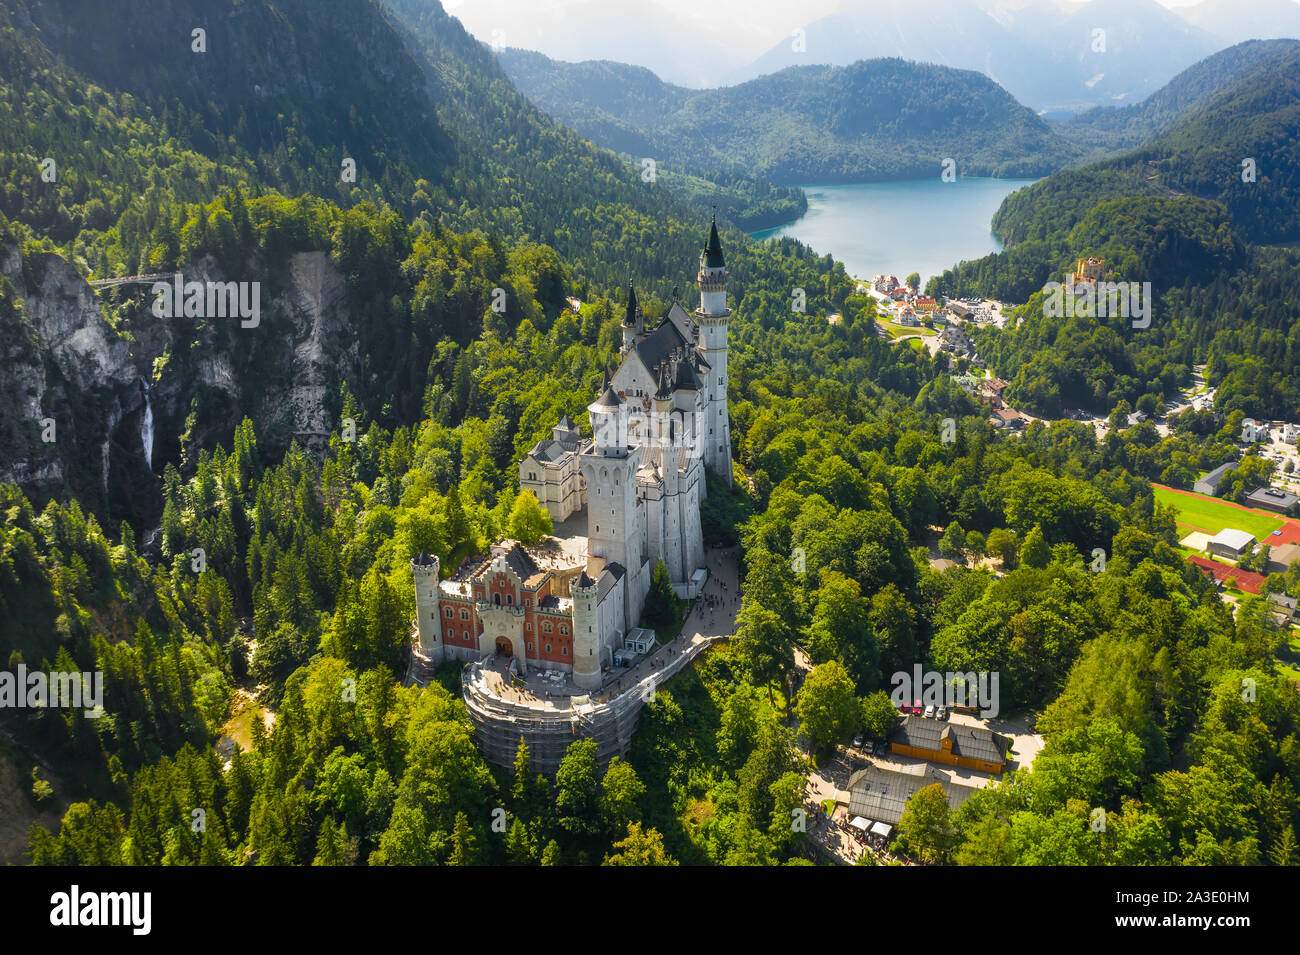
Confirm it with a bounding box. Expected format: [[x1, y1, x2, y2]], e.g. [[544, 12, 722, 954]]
[[924, 704, 936, 718], [853, 734, 865, 748], [875, 741, 888, 757], [936, 706, 948, 720]]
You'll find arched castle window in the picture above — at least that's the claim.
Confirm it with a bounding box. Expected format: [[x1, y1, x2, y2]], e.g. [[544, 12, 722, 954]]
[[545, 644, 552, 653], [493, 594, 501, 605], [444, 608, 453, 617], [560, 625, 568, 635], [461, 609, 469, 620], [562, 646, 568, 656]]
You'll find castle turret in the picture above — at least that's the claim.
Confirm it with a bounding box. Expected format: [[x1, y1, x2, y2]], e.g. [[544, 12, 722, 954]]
[[695, 214, 733, 487], [570, 571, 602, 690], [621, 283, 641, 355], [411, 553, 443, 664], [589, 377, 627, 455]]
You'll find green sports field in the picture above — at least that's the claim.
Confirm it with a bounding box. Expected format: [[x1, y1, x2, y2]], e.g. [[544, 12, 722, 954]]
[[1154, 486, 1284, 539]]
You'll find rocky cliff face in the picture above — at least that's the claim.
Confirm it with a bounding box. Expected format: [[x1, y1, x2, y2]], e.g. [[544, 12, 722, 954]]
[[0, 243, 141, 509], [144, 249, 358, 471], [0, 244, 357, 529]]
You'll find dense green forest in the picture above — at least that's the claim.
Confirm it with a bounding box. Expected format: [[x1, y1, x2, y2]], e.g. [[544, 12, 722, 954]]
[[3, 0, 1300, 868], [13, 224, 1300, 864]]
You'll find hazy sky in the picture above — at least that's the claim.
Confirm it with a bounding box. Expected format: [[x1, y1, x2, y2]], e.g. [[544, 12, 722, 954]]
[[441, 0, 1224, 63]]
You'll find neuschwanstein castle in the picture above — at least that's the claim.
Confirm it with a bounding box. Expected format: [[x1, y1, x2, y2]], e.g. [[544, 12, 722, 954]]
[[412, 218, 733, 689]]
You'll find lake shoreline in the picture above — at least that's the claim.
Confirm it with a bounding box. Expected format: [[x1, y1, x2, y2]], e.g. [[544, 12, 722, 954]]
[[749, 177, 1040, 284]]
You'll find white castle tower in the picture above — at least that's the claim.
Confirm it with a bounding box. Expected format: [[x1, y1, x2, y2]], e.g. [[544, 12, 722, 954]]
[[411, 553, 443, 663], [581, 380, 643, 573], [570, 571, 602, 690], [695, 214, 733, 487]]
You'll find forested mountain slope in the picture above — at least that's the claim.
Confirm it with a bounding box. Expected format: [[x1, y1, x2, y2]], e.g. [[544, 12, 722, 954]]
[[928, 44, 1300, 420], [499, 51, 1067, 183]]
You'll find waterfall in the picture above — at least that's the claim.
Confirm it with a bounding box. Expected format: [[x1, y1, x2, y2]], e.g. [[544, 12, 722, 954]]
[[140, 379, 154, 470]]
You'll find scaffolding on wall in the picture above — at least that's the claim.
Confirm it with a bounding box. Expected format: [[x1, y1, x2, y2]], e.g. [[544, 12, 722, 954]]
[[461, 636, 723, 775]]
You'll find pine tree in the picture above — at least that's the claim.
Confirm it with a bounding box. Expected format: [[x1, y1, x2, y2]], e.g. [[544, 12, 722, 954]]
[[448, 811, 478, 865], [643, 559, 676, 628], [1019, 524, 1050, 570]]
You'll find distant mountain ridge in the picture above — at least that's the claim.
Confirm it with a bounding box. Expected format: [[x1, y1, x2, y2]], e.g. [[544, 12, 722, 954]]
[[1059, 38, 1300, 158], [729, 0, 1224, 114], [997, 41, 1300, 248], [500, 50, 1067, 184]]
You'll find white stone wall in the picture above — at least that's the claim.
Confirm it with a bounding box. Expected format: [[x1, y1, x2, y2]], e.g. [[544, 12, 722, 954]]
[[581, 448, 642, 577], [520, 454, 585, 522]]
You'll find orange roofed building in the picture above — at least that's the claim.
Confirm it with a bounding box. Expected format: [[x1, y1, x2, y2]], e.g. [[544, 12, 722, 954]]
[[889, 714, 1008, 774]]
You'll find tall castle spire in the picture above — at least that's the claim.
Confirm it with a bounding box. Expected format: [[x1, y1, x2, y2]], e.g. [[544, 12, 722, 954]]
[[695, 212, 732, 488]]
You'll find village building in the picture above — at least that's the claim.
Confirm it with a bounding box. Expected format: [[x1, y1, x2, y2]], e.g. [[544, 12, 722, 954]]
[[977, 376, 1009, 409], [888, 714, 1008, 774], [1246, 486, 1299, 514], [1269, 592, 1298, 626], [847, 761, 987, 829], [1195, 461, 1238, 496], [1206, 528, 1256, 561], [989, 408, 1026, 430]]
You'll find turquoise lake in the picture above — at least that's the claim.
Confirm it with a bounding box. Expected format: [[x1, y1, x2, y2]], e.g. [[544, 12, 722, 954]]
[[751, 178, 1039, 285]]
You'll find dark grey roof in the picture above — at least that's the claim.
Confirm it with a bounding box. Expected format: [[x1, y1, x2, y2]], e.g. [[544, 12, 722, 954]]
[[1247, 486, 1299, 507], [663, 301, 696, 343], [591, 382, 622, 409], [1269, 592, 1298, 610], [472, 542, 543, 587], [703, 215, 724, 268], [846, 763, 981, 827], [623, 283, 640, 327], [1197, 462, 1238, 488], [598, 561, 626, 600], [675, 357, 700, 391], [527, 439, 572, 463], [634, 314, 691, 373], [890, 715, 1007, 766]]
